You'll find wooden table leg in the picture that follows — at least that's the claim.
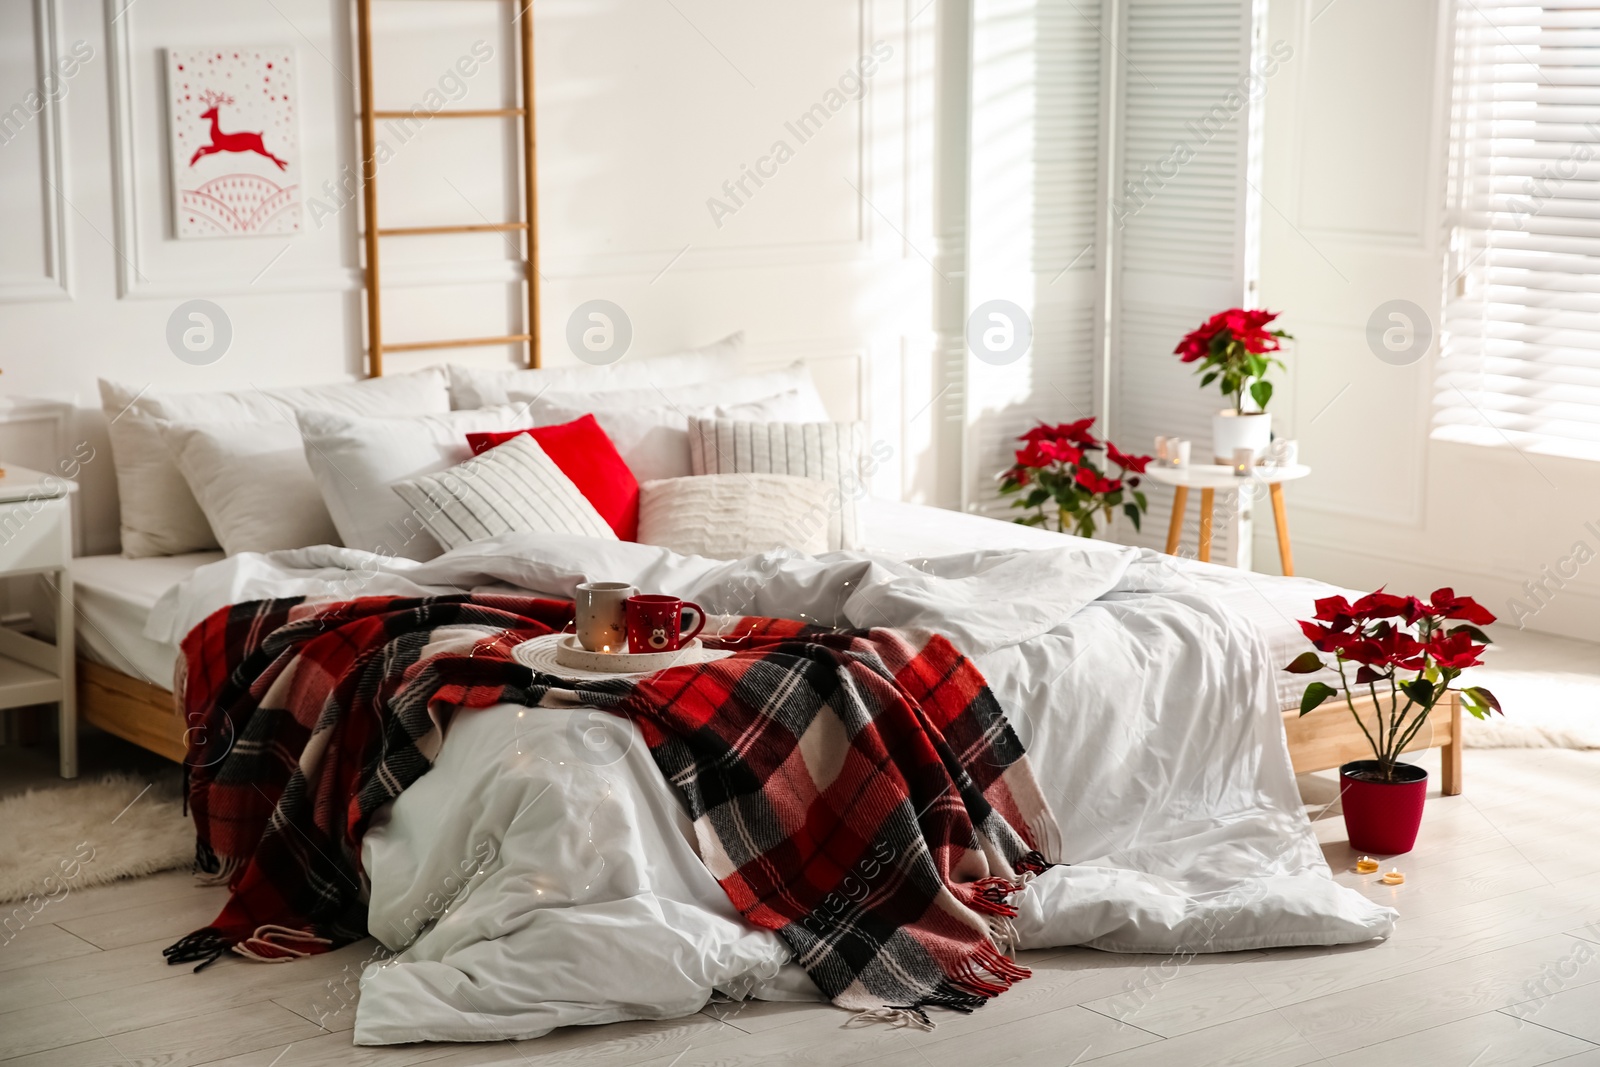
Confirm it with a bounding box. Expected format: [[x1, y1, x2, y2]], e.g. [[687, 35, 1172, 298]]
[[1165, 485, 1188, 554], [1441, 693, 1463, 796], [1269, 481, 1294, 577], [1198, 488, 1214, 563]]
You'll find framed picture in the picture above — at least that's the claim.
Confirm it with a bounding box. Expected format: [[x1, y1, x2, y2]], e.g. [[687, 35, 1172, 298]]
[[165, 47, 301, 238]]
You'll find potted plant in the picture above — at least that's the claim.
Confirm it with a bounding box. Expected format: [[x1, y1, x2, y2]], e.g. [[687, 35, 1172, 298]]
[[1286, 588, 1502, 854], [1174, 308, 1291, 463], [998, 418, 1151, 538]]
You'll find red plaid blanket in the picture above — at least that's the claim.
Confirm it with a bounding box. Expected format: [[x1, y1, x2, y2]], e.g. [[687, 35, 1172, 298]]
[[166, 595, 1057, 1025]]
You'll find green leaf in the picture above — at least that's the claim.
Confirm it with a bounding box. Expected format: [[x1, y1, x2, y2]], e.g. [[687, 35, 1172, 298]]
[[1284, 651, 1326, 674], [1200, 371, 1219, 387], [1462, 685, 1502, 716], [1448, 624, 1492, 644], [1250, 379, 1273, 411], [1299, 681, 1338, 716], [1133, 490, 1148, 510], [1399, 678, 1436, 707], [1220, 377, 1237, 395], [1024, 488, 1051, 509], [1123, 502, 1142, 531]]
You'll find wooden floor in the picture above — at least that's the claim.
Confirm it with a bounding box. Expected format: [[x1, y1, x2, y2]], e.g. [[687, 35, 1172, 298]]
[[1, 742, 1597, 1067]]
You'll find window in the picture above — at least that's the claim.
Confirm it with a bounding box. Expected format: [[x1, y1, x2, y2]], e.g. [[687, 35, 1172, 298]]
[[1439, 0, 1600, 461]]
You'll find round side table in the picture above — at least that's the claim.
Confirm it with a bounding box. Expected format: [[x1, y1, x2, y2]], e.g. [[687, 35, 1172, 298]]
[[1141, 463, 1311, 574]]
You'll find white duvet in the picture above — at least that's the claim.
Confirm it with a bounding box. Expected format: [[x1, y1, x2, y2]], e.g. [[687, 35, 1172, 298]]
[[148, 530, 1397, 1044]]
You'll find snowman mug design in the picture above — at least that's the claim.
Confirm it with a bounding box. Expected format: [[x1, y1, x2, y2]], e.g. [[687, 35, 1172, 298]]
[[625, 594, 706, 653]]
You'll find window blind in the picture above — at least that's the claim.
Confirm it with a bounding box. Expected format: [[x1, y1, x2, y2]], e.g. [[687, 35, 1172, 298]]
[[1439, 0, 1600, 462]]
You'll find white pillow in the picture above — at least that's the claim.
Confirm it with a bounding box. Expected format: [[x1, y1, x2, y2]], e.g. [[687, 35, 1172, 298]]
[[535, 390, 822, 484], [298, 404, 535, 561], [513, 362, 829, 421], [637, 475, 832, 560], [392, 435, 615, 553], [688, 417, 868, 550], [447, 332, 744, 409], [100, 369, 451, 558], [160, 420, 340, 556]]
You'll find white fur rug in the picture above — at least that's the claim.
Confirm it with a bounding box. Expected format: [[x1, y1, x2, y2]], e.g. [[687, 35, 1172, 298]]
[[1461, 630, 1600, 750], [0, 772, 193, 905]]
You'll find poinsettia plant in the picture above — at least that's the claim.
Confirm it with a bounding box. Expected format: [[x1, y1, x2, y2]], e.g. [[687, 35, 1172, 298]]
[[1286, 588, 1502, 782], [1174, 308, 1292, 414], [999, 418, 1151, 539]]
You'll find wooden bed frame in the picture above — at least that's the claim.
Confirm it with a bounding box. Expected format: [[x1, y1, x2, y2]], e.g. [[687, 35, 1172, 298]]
[[75, 657, 1464, 796]]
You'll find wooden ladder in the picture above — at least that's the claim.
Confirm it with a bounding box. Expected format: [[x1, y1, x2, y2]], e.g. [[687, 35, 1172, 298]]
[[353, 0, 540, 375]]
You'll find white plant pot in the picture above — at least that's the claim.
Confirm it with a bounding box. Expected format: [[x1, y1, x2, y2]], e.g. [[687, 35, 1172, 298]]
[[1211, 411, 1272, 464]]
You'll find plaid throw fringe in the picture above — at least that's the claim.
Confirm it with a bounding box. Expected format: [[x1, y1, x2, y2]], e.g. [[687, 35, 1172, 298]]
[[165, 597, 1058, 1025]]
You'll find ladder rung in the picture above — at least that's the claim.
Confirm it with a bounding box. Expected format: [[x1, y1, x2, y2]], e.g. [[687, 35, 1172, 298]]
[[381, 333, 533, 354], [377, 222, 528, 237], [372, 108, 525, 119]]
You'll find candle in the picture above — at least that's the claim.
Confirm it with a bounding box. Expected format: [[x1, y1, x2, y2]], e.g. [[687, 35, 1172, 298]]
[[1232, 447, 1254, 477], [1355, 857, 1378, 874], [1173, 440, 1191, 467], [1155, 436, 1170, 464], [1380, 869, 1405, 886]]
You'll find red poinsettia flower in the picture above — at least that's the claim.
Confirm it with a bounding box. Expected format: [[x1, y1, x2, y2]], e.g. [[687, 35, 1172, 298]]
[[1021, 418, 1099, 447], [1351, 590, 1428, 624], [1074, 467, 1122, 494], [1104, 442, 1152, 473], [1312, 595, 1358, 629], [1427, 631, 1487, 671], [1014, 442, 1051, 470], [1341, 625, 1426, 671], [1219, 308, 1285, 355], [1426, 587, 1496, 626], [1298, 620, 1349, 654]]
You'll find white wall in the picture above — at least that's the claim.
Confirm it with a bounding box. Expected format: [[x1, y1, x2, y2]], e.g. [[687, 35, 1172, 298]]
[[0, 0, 946, 556], [1260, 0, 1600, 642]]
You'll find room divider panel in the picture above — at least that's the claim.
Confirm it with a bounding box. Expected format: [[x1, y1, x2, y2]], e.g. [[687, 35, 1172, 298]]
[[353, 0, 541, 375]]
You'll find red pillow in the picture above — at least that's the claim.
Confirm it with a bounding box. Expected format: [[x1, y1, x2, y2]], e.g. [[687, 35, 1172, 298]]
[[467, 415, 640, 540]]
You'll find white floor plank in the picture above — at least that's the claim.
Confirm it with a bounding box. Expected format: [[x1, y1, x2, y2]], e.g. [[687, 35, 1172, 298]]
[[1321, 1011, 1596, 1067]]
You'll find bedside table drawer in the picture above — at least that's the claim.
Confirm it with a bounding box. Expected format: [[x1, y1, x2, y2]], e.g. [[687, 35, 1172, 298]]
[[0, 496, 71, 573]]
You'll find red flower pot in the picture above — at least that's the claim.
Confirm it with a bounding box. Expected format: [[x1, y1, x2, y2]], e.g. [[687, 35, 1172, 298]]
[[1339, 760, 1428, 855]]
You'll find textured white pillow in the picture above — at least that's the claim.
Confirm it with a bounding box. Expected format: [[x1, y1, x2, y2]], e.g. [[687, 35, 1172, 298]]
[[100, 369, 450, 558], [392, 435, 615, 553], [637, 475, 832, 560], [535, 389, 822, 484], [160, 420, 339, 556], [688, 417, 868, 550], [298, 404, 535, 561], [447, 332, 744, 409]]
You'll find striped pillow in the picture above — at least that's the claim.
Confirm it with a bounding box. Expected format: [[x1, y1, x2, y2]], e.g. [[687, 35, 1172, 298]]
[[391, 434, 616, 552], [687, 417, 867, 550]]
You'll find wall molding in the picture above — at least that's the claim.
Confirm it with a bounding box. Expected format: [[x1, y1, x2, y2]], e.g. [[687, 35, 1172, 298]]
[[0, 0, 72, 304], [104, 0, 358, 299]]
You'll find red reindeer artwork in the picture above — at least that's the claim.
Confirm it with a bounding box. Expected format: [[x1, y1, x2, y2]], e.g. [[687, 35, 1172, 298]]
[[189, 90, 288, 170]]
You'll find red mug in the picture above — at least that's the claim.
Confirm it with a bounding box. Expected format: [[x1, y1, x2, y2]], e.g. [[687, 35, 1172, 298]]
[[625, 594, 706, 653]]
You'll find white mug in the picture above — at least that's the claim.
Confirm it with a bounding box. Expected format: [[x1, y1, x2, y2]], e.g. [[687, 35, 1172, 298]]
[[574, 581, 637, 652]]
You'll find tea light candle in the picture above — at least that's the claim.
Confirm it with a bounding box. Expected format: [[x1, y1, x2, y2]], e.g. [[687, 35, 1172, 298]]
[[1380, 868, 1405, 886], [1155, 436, 1170, 464], [1172, 440, 1191, 467], [1232, 447, 1255, 477], [1355, 857, 1379, 874]]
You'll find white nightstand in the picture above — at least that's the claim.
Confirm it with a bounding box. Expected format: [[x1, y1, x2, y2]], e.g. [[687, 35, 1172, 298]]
[[0, 465, 78, 777], [1142, 463, 1311, 574]]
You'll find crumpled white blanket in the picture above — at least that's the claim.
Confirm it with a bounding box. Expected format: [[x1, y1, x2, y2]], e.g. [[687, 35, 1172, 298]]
[[148, 532, 1396, 1044]]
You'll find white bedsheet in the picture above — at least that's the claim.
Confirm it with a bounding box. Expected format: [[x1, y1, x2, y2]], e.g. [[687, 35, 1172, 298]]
[[70, 552, 221, 687], [147, 526, 1396, 1045]]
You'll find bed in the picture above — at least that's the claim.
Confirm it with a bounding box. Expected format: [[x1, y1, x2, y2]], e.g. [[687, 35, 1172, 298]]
[[61, 355, 1470, 1042]]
